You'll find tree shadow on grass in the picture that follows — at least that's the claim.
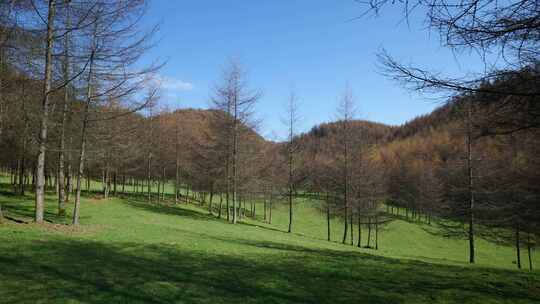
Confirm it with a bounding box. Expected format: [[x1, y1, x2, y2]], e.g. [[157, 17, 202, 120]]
[[0, 238, 538, 304], [0, 194, 68, 224], [123, 198, 217, 222]]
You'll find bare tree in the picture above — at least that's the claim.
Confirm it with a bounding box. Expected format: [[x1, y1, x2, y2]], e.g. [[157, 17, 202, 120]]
[[57, 0, 72, 216], [72, 0, 160, 225], [175, 114, 180, 203], [336, 86, 356, 244], [465, 98, 477, 263], [282, 90, 301, 233], [362, 0, 540, 134], [212, 59, 260, 224], [34, 0, 58, 223]]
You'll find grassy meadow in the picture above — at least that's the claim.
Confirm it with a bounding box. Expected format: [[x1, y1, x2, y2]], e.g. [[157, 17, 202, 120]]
[[0, 175, 538, 303]]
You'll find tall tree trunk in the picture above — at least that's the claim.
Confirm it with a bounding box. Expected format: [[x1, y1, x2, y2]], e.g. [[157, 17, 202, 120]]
[[57, 0, 71, 216], [18, 129, 27, 196], [35, 0, 57, 223], [230, 89, 241, 224], [327, 195, 331, 242], [268, 195, 273, 224], [357, 212, 362, 248], [232, 115, 238, 224], [73, 48, 95, 226], [209, 188, 214, 215], [218, 193, 223, 218], [367, 217, 372, 248], [113, 170, 117, 196], [102, 162, 110, 199], [288, 144, 293, 233], [161, 166, 165, 201], [264, 197, 267, 222], [342, 204, 348, 244], [350, 210, 354, 246], [375, 214, 379, 250], [516, 223, 521, 269], [18, 83, 29, 196], [225, 158, 230, 221], [147, 152, 151, 203], [528, 233, 532, 271], [175, 121, 180, 204], [101, 168, 106, 197], [18, 156, 25, 196], [66, 135, 73, 200], [268, 200, 273, 224], [73, 117, 88, 226], [466, 99, 476, 264]]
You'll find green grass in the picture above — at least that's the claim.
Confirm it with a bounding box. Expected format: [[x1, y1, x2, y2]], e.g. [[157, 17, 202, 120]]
[[0, 179, 538, 303]]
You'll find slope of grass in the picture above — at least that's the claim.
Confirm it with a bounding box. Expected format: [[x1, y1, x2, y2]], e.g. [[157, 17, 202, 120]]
[[249, 199, 538, 269], [0, 181, 538, 303]]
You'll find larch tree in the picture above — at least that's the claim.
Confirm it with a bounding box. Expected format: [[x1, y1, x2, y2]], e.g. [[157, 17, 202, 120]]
[[34, 0, 58, 223], [335, 87, 356, 244], [72, 0, 160, 225], [57, 0, 72, 216], [282, 91, 301, 233], [211, 59, 260, 224]]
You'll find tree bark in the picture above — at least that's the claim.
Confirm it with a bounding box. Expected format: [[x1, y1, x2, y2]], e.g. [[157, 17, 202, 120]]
[[161, 166, 165, 201], [35, 0, 57, 223], [232, 107, 238, 224], [528, 233, 532, 271], [57, 0, 71, 216], [147, 153, 151, 203], [516, 223, 521, 269], [357, 212, 362, 248], [350, 210, 354, 246], [268, 198, 272, 224], [367, 217, 372, 248], [218, 193, 223, 218], [263, 198, 267, 222], [375, 214, 379, 250], [466, 99, 476, 264], [342, 204, 348, 244], [175, 120, 180, 204], [66, 135, 73, 200], [288, 142, 293, 233], [327, 196, 331, 242], [113, 170, 117, 196], [209, 188, 214, 214]]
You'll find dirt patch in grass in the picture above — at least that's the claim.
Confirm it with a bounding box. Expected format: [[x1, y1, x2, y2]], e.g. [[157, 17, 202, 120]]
[[1, 220, 106, 236], [34, 222, 105, 236]]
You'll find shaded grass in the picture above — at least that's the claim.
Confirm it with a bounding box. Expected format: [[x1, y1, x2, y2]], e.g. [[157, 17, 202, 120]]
[[1, 237, 539, 304]]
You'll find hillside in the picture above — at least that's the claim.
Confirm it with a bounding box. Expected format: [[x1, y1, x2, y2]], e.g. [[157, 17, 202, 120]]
[[299, 119, 394, 146]]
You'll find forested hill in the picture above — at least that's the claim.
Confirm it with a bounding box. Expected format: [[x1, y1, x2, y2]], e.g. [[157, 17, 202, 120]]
[[293, 120, 394, 151], [388, 102, 460, 141], [293, 101, 464, 148], [172, 108, 266, 143]]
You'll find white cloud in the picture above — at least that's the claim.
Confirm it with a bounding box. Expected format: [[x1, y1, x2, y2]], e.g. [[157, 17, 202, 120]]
[[155, 75, 194, 91]]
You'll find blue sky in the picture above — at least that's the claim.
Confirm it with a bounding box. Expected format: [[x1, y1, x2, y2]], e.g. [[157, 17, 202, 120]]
[[140, 1, 486, 139]]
